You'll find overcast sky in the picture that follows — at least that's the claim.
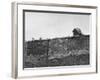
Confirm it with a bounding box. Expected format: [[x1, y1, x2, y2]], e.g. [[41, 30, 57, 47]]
[[25, 11, 90, 41]]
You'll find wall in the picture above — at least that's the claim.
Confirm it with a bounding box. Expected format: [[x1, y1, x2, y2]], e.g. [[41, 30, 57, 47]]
[[0, 0, 99, 80], [25, 35, 89, 68]]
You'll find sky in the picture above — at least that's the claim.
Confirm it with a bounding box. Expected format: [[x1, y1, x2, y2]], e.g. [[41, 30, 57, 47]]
[[25, 11, 90, 41]]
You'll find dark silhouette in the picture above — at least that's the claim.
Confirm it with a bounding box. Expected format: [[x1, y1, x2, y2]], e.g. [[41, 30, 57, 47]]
[[73, 28, 83, 36]]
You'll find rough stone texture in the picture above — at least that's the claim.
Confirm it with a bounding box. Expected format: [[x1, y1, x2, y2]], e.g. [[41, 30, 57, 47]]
[[24, 35, 89, 68]]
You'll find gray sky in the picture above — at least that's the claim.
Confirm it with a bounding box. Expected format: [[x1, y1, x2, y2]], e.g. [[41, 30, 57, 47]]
[[25, 11, 90, 41]]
